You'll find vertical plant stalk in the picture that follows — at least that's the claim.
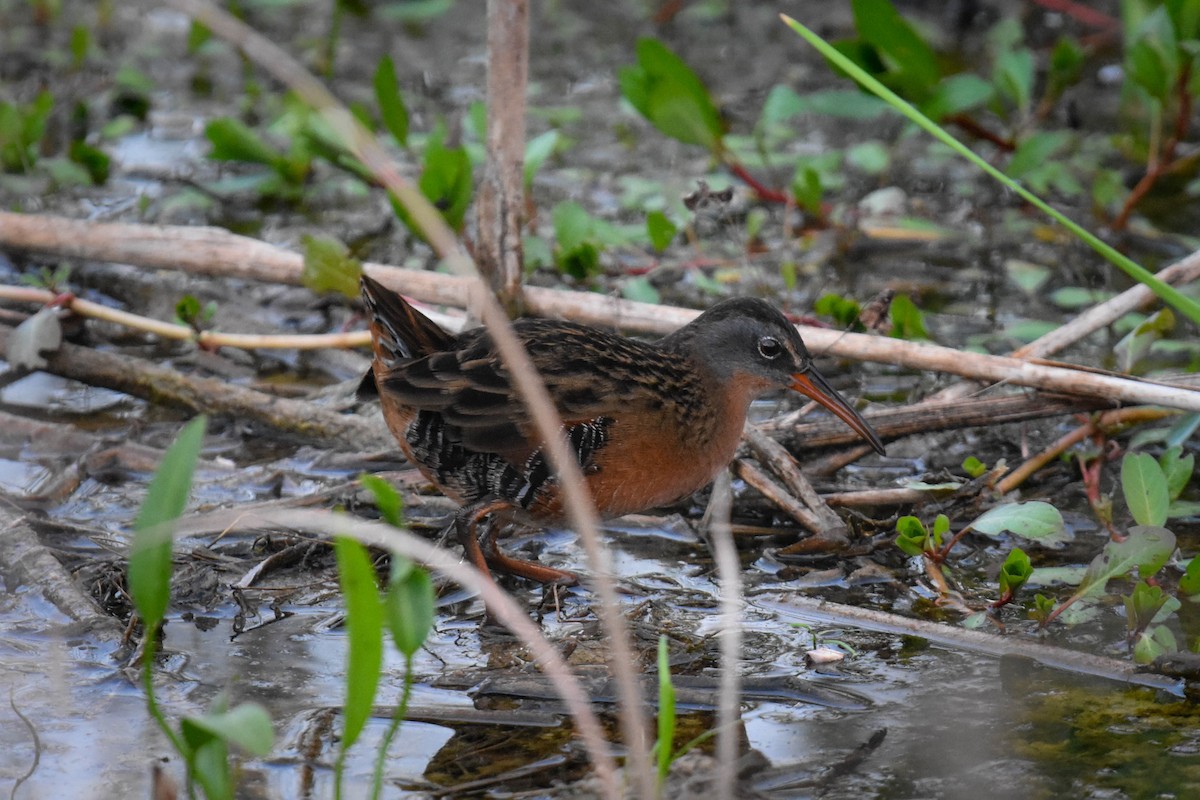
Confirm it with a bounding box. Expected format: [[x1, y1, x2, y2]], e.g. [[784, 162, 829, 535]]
[[475, 0, 528, 316], [707, 473, 741, 800], [370, 653, 415, 800], [163, 3, 649, 796]]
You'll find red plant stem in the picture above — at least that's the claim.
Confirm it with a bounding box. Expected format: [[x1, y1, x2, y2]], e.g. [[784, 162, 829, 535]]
[[726, 160, 791, 204], [946, 114, 1015, 152], [1027, 0, 1119, 30], [1111, 60, 1194, 231]]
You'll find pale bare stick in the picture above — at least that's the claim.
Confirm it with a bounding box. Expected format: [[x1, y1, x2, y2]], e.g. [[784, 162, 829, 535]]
[[0, 321, 384, 450], [5, 212, 1198, 413], [759, 595, 1181, 693]]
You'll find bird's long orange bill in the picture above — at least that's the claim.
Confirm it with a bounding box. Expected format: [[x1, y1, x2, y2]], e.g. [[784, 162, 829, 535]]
[[790, 371, 886, 455]]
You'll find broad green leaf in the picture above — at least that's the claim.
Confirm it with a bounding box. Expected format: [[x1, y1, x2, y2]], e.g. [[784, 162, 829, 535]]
[[301, 234, 362, 298], [360, 473, 404, 528], [1133, 624, 1177, 664], [1124, 579, 1169, 630], [523, 129, 560, 188], [922, 73, 994, 119], [189, 736, 231, 800], [618, 38, 723, 152], [1006, 131, 1071, 180], [334, 536, 384, 753], [1122, 452, 1170, 527], [181, 702, 274, 757], [1004, 259, 1051, 295], [373, 55, 409, 147], [646, 210, 676, 252], [846, 140, 890, 174], [961, 456, 987, 478], [998, 547, 1033, 595], [894, 515, 929, 556], [418, 123, 473, 230], [759, 86, 890, 126], [814, 293, 862, 329], [621, 276, 660, 305], [851, 0, 940, 96], [1166, 413, 1200, 448], [888, 294, 929, 340], [1114, 308, 1175, 373], [385, 564, 434, 658], [1079, 526, 1176, 596], [129, 416, 207, 629], [1126, 7, 1180, 101], [1159, 446, 1194, 501], [205, 118, 282, 168], [993, 47, 1036, 115], [1180, 556, 1200, 597], [1027, 565, 1087, 587], [969, 501, 1067, 546]]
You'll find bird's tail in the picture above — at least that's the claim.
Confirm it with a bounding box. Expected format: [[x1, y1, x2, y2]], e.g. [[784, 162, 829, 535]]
[[360, 274, 456, 370]]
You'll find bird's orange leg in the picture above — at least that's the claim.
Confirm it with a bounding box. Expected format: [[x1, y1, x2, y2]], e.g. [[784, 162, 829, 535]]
[[455, 499, 579, 587]]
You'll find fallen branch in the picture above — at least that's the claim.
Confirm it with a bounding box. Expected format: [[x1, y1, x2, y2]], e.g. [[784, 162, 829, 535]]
[[0, 505, 122, 636], [4, 212, 1199, 412], [759, 595, 1183, 693], [0, 323, 386, 451]]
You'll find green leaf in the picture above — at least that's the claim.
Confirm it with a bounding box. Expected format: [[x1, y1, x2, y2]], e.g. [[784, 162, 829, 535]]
[[1006, 131, 1071, 180], [181, 702, 274, 757], [814, 293, 862, 329], [618, 38, 724, 153], [384, 563, 434, 658], [1133, 624, 1177, 664], [655, 635, 676, 783], [1124, 579, 1172, 632], [888, 294, 929, 340], [846, 140, 890, 174], [969, 501, 1068, 546], [419, 122, 473, 230], [999, 547, 1033, 595], [373, 55, 409, 147], [1166, 413, 1200, 448], [961, 456, 987, 478], [621, 276, 660, 305], [1180, 556, 1200, 597], [993, 47, 1036, 115], [851, 0, 941, 97], [1079, 526, 1176, 597], [204, 118, 283, 168], [1125, 7, 1180, 102], [759, 86, 890, 125], [646, 210, 677, 252], [922, 73, 994, 119], [301, 234, 362, 298], [1122, 452, 1170, 527], [334, 536, 384, 753], [128, 416, 207, 629], [1158, 446, 1195, 502], [1004, 259, 1051, 295], [524, 129, 560, 189], [1114, 308, 1175, 373], [69, 140, 110, 184], [894, 515, 930, 556], [360, 473, 404, 528]]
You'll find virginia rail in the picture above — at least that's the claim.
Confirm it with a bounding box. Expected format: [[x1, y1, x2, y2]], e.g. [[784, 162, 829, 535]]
[[360, 275, 885, 584]]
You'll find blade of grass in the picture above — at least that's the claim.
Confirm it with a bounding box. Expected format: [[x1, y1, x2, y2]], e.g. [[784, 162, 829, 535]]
[[780, 14, 1200, 328]]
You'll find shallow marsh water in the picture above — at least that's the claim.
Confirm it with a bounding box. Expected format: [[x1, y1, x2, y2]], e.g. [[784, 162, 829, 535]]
[[2, 0, 1200, 797]]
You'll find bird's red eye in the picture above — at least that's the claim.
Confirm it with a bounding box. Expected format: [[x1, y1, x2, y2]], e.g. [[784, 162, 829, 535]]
[[757, 336, 783, 360]]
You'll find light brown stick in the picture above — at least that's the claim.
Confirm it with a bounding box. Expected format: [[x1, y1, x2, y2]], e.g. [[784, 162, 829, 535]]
[[4, 212, 1198, 412]]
